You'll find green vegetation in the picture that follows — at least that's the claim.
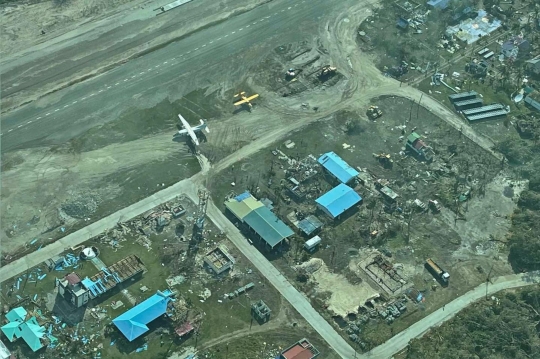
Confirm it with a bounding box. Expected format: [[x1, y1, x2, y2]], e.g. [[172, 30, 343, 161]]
[[403, 287, 540, 359]]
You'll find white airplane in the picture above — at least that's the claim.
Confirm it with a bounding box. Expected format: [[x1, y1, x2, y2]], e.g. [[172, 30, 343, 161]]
[[175, 114, 209, 146]]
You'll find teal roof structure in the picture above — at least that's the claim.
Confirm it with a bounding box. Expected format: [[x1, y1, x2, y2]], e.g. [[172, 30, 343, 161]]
[[6, 307, 27, 323], [113, 290, 173, 341], [1, 322, 20, 341], [1, 315, 45, 352], [243, 206, 294, 248]]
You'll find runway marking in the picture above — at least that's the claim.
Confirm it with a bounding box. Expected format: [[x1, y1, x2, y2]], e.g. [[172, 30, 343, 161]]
[[14, 3, 311, 126], [8, 129, 13, 133], [17, 125, 23, 128]]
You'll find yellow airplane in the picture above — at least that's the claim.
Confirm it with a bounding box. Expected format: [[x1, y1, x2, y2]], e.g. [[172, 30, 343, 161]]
[[233, 91, 259, 109]]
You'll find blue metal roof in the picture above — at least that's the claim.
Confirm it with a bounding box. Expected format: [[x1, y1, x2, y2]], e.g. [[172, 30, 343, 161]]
[[316, 184, 362, 218], [318, 152, 359, 183], [243, 206, 294, 248], [113, 290, 173, 341]]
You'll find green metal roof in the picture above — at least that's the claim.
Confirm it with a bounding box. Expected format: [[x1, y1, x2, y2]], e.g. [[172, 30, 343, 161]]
[[225, 195, 264, 221], [243, 207, 294, 248], [407, 132, 421, 143]]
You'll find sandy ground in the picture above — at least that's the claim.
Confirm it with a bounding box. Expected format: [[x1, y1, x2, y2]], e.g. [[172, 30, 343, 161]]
[[1, 0, 504, 264], [298, 258, 378, 317], [1, 0, 152, 56], [1, 133, 194, 253]]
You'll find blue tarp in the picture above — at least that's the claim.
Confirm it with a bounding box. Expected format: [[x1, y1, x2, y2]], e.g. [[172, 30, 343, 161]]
[[316, 184, 362, 218], [318, 152, 359, 184], [113, 290, 173, 341]]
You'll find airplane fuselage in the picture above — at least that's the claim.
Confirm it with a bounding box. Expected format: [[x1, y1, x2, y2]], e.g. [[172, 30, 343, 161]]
[[177, 123, 207, 135]]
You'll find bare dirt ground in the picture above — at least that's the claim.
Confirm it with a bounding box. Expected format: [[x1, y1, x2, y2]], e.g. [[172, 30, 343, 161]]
[[0, 133, 198, 254], [1, 0, 152, 56]]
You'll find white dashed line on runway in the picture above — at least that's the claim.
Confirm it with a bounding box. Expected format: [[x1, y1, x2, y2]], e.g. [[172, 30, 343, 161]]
[[12, 2, 312, 129]]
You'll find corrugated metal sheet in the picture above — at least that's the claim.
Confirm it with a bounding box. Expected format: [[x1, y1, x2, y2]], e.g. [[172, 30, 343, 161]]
[[318, 152, 359, 184], [243, 207, 294, 248], [316, 184, 362, 218], [467, 110, 507, 122], [297, 215, 323, 235], [462, 104, 504, 116], [448, 91, 477, 103]]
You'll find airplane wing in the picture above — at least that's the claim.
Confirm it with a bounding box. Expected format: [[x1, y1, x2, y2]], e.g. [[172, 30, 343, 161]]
[[234, 98, 248, 106], [178, 114, 200, 146], [245, 94, 259, 101]]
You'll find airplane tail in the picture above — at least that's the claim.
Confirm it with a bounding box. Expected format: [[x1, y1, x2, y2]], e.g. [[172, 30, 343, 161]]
[[201, 119, 210, 133]]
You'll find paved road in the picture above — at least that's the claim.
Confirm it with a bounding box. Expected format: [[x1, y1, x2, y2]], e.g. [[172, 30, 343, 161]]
[[1, 0, 354, 150], [366, 271, 540, 358], [2, 164, 539, 359], [187, 191, 359, 358], [0, 0, 270, 106], [0, 175, 198, 283]]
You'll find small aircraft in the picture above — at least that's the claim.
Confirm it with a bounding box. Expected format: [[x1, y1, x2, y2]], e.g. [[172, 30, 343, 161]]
[[233, 91, 259, 109], [175, 113, 209, 146]]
